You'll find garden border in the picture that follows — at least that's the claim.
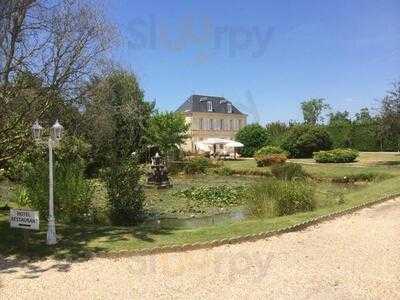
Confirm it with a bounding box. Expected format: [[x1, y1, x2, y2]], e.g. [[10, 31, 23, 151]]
[[98, 193, 400, 259]]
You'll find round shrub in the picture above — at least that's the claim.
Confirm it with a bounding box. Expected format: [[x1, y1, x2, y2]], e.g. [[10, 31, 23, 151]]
[[255, 154, 287, 167], [254, 146, 288, 167], [313, 148, 359, 163], [235, 124, 269, 157], [282, 125, 332, 158], [255, 146, 287, 156], [270, 162, 307, 181]]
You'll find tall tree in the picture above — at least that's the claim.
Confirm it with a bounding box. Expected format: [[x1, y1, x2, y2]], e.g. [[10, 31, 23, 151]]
[[301, 98, 330, 125], [354, 107, 372, 123], [379, 81, 400, 151], [82, 70, 152, 225], [147, 111, 189, 157], [0, 0, 116, 165], [265, 121, 288, 147], [328, 111, 351, 124], [326, 110, 352, 148], [351, 107, 380, 151], [235, 124, 269, 157], [83, 70, 154, 171]]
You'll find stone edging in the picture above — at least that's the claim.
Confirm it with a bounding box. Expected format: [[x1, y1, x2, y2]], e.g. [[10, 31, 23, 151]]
[[97, 193, 400, 259]]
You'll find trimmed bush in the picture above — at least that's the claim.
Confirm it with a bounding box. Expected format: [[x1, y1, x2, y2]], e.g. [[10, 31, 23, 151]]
[[254, 146, 288, 167], [255, 146, 287, 156], [282, 125, 332, 158], [247, 179, 315, 217], [270, 162, 307, 181], [313, 148, 359, 163], [255, 154, 287, 167]]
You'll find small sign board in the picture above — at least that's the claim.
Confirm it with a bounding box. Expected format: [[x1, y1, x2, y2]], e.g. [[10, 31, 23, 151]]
[[9, 209, 39, 230]]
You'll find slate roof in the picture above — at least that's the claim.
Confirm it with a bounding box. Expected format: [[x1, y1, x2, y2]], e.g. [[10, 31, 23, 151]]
[[176, 95, 245, 115]]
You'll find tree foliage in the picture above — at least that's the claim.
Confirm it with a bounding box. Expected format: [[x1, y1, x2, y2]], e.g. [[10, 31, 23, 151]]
[[148, 111, 189, 157], [326, 110, 352, 148], [301, 98, 330, 125], [0, 0, 116, 166], [265, 121, 288, 147], [379, 81, 400, 151], [10, 136, 94, 222], [105, 154, 144, 225], [83, 70, 154, 172], [235, 124, 269, 157], [282, 124, 332, 158], [82, 70, 152, 225]]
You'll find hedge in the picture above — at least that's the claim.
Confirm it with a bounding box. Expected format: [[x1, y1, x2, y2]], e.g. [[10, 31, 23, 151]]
[[313, 148, 359, 163]]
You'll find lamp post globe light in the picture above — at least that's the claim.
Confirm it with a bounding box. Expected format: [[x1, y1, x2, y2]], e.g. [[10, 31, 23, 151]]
[[32, 119, 64, 245]]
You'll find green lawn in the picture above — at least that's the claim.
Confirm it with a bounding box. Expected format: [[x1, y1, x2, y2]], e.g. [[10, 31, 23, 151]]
[[224, 152, 400, 179], [1, 152, 400, 259]]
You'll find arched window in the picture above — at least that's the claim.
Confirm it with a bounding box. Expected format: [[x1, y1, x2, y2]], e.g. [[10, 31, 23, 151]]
[[199, 118, 203, 130]]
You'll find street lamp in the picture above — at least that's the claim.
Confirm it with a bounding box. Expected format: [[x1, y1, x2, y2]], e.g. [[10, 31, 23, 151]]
[[32, 119, 64, 245]]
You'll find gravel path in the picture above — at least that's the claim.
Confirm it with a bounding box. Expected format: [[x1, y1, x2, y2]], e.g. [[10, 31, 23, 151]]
[[1, 198, 400, 299]]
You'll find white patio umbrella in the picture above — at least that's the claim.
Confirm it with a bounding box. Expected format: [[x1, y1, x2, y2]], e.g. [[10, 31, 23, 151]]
[[225, 141, 244, 148], [200, 138, 232, 156], [201, 138, 232, 145], [224, 140, 244, 159], [195, 141, 212, 152]]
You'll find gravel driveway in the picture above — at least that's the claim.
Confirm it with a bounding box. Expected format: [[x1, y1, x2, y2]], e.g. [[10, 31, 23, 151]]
[[1, 198, 400, 299]]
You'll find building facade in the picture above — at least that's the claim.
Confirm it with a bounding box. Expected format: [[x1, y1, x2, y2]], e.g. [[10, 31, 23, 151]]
[[176, 95, 247, 152]]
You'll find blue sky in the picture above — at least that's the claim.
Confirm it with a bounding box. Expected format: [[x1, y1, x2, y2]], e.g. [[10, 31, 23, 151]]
[[106, 0, 400, 124]]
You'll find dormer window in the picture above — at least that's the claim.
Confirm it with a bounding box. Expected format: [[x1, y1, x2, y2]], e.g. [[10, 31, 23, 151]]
[[227, 103, 232, 113], [207, 100, 213, 112]]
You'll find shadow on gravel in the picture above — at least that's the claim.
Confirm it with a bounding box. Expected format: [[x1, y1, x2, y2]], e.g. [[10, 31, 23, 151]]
[[0, 211, 174, 277]]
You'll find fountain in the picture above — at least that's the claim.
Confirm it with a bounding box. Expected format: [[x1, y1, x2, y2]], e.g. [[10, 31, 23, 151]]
[[147, 152, 172, 188]]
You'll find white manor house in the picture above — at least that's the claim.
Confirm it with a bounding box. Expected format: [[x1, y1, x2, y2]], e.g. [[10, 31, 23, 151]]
[[176, 95, 247, 152]]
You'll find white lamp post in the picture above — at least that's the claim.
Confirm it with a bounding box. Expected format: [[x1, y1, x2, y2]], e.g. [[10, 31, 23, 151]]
[[32, 119, 64, 245]]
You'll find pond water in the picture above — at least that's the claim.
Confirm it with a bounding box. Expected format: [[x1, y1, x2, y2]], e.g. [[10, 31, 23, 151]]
[[142, 210, 248, 230], [140, 181, 367, 230]]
